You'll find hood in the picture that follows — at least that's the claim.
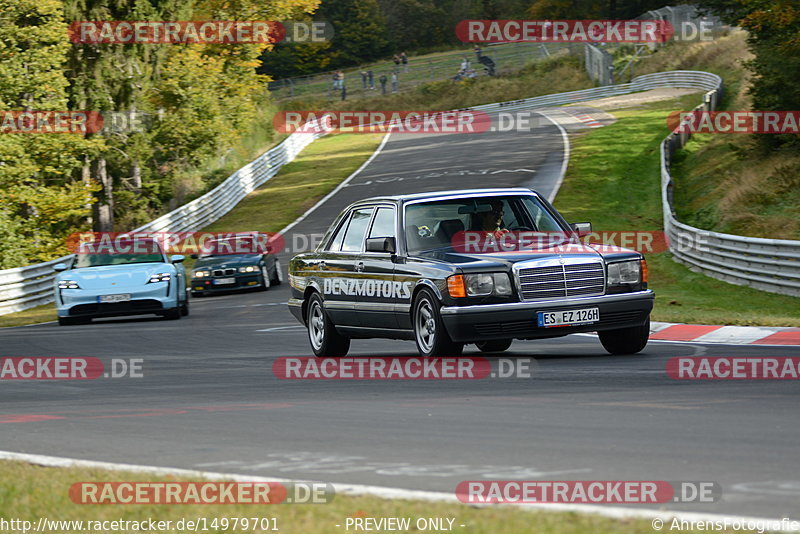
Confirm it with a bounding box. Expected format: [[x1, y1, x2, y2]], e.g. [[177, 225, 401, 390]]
[[63, 263, 173, 290], [420, 242, 639, 269], [193, 254, 260, 271]]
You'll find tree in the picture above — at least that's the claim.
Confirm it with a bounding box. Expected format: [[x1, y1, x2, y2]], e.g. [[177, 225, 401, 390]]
[[696, 0, 800, 147], [0, 0, 100, 266], [318, 0, 392, 67]]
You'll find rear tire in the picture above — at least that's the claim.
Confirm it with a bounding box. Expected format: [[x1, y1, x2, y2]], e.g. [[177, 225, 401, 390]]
[[599, 317, 650, 355], [475, 339, 512, 353], [307, 293, 350, 357], [413, 289, 463, 357]]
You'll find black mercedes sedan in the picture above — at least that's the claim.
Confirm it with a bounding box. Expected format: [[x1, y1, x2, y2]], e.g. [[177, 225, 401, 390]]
[[288, 188, 654, 357]]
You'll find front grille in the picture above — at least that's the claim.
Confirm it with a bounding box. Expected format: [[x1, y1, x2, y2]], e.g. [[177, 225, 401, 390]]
[[70, 299, 163, 315], [517, 261, 605, 301], [212, 268, 237, 277]]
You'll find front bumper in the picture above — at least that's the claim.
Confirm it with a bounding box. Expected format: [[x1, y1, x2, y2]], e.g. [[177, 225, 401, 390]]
[[190, 274, 262, 293], [440, 290, 654, 342], [57, 284, 178, 318]]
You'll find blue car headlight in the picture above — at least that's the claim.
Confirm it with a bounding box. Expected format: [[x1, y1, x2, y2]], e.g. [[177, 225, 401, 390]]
[[148, 272, 172, 283]]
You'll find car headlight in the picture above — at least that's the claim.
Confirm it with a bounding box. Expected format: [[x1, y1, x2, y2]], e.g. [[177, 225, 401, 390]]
[[448, 273, 513, 297], [238, 265, 258, 273], [193, 270, 210, 278], [58, 280, 80, 289], [148, 272, 172, 283], [607, 260, 641, 286]]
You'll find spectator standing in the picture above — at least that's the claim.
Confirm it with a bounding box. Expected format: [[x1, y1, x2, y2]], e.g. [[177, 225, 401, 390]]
[[360, 70, 368, 89], [379, 74, 388, 94], [392, 54, 401, 72], [331, 71, 339, 91], [401, 51, 408, 72], [460, 57, 470, 71], [391, 72, 398, 93], [367, 70, 374, 89]]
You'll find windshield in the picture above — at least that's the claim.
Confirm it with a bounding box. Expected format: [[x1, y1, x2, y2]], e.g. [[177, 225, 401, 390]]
[[73, 240, 165, 268], [404, 195, 567, 254], [200, 236, 264, 257]]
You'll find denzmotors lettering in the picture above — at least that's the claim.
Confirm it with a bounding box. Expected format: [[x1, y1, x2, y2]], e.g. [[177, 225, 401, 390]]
[[323, 278, 412, 299]]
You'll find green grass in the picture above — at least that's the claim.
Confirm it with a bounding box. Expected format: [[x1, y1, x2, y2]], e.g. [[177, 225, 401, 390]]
[[554, 98, 800, 327], [0, 303, 56, 328], [201, 133, 384, 235], [0, 460, 750, 534]]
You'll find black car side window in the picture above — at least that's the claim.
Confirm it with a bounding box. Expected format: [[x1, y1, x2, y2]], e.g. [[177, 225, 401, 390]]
[[368, 207, 395, 239], [341, 208, 374, 252], [327, 213, 351, 251]]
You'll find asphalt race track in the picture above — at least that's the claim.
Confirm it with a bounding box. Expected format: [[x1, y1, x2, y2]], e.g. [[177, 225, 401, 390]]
[[1, 112, 798, 521]]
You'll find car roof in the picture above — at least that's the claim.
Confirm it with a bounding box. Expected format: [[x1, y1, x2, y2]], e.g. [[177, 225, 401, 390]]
[[355, 188, 540, 204]]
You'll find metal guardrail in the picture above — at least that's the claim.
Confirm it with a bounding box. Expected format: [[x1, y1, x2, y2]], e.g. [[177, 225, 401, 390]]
[[660, 76, 800, 298], [1, 70, 797, 316]]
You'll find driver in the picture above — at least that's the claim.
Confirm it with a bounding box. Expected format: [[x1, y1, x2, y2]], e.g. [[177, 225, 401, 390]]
[[475, 200, 509, 238]]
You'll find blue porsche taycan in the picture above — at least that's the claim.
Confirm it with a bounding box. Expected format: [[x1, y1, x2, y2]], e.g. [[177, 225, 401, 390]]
[[53, 238, 188, 325]]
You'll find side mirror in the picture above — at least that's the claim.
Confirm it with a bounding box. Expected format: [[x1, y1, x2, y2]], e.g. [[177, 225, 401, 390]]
[[190, 254, 198, 259], [570, 222, 592, 235], [365, 237, 396, 254], [53, 263, 68, 272], [170, 255, 185, 263]]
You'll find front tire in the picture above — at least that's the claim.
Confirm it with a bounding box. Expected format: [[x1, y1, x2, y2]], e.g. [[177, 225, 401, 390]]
[[259, 265, 271, 291], [163, 306, 181, 320], [475, 339, 512, 353], [270, 259, 283, 285], [180, 296, 189, 316], [307, 293, 350, 357], [413, 289, 463, 357], [599, 317, 650, 355], [58, 316, 90, 326]]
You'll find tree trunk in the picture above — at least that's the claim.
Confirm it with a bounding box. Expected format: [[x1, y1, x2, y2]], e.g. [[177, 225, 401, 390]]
[[131, 161, 141, 192], [82, 157, 93, 227], [92, 157, 114, 232]]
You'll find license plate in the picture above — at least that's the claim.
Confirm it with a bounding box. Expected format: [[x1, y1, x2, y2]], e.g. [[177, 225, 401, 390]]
[[97, 294, 131, 303], [537, 307, 599, 328], [213, 278, 236, 285]]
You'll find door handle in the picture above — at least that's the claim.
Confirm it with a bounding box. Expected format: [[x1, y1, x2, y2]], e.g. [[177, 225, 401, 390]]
[[356, 262, 364, 273]]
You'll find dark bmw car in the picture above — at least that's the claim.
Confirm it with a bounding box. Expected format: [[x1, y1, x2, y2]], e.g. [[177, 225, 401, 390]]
[[190, 233, 282, 296], [288, 188, 654, 357]]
